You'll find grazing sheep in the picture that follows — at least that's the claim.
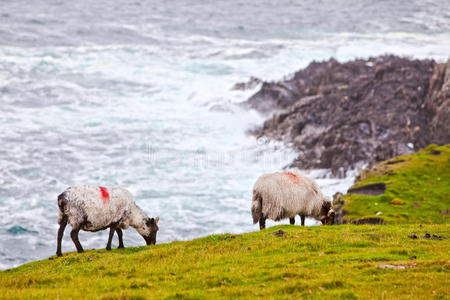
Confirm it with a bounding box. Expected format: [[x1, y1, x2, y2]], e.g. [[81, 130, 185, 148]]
[[251, 171, 335, 230], [56, 185, 159, 257]]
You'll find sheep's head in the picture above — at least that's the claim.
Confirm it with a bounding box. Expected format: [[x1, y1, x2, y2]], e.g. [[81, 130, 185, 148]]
[[142, 217, 159, 245], [320, 200, 335, 225]]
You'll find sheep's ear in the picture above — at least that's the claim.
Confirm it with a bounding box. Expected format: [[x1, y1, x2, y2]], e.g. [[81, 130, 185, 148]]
[[155, 216, 160, 225]]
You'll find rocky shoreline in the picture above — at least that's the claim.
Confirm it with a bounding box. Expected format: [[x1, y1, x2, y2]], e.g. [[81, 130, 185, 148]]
[[244, 55, 450, 175]]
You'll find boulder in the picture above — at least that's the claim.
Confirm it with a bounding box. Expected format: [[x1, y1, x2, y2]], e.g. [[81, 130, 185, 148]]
[[245, 55, 450, 172]]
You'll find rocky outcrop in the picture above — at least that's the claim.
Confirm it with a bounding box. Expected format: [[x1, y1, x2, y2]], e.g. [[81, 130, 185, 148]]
[[424, 59, 450, 145], [246, 55, 450, 173], [331, 144, 449, 225], [232, 77, 262, 91]]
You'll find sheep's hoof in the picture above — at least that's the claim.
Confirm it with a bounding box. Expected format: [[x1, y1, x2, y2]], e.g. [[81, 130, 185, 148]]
[[56, 252, 62, 257], [106, 247, 111, 251], [118, 245, 124, 249]]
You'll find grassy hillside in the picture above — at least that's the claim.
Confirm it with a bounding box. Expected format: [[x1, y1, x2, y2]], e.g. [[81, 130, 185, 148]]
[[334, 144, 450, 224], [1, 145, 449, 299], [0, 224, 449, 299]]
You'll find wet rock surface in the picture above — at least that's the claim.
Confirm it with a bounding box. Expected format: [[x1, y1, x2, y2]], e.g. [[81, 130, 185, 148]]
[[232, 76, 262, 91], [245, 55, 450, 172]]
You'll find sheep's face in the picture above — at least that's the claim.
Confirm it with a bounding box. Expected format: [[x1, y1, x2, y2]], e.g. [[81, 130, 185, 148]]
[[322, 209, 335, 225], [320, 200, 335, 225], [142, 217, 159, 245]]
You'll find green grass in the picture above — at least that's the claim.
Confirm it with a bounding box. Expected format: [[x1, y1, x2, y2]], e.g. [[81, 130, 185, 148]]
[[337, 144, 450, 224], [1, 224, 449, 299], [1, 145, 449, 299]]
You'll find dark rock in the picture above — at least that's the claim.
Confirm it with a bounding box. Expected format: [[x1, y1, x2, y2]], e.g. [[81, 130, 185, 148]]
[[350, 217, 386, 225], [348, 183, 386, 196], [424, 59, 450, 145], [333, 192, 345, 205], [273, 230, 285, 237], [232, 76, 262, 91], [332, 199, 347, 225], [409, 256, 417, 260], [219, 235, 240, 241], [386, 159, 406, 165], [244, 56, 450, 171], [409, 233, 447, 240], [429, 149, 441, 155]]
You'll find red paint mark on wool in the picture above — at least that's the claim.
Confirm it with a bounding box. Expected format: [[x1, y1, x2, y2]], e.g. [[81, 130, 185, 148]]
[[99, 186, 110, 205], [283, 172, 301, 184]]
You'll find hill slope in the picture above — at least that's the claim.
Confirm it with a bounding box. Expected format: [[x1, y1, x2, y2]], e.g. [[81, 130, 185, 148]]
[[334, 144, 450, 225], [1, 224, 449, 299], [1, 145, 449, 299]]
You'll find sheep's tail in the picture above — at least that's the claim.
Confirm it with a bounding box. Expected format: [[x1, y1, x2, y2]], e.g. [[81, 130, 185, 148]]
[[251, 190, 262, 224], [57, 191, 67, 224]]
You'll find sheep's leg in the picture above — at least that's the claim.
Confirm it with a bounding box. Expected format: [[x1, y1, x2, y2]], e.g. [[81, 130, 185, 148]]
[[116, 228, 124, 249], [300, 215, 306, 226], [70, 227, 84, 253], [259, 217, 266, 230], [56, 215, 68, 257], [106, 223, 117, 251], [289, 217, 295, 225]]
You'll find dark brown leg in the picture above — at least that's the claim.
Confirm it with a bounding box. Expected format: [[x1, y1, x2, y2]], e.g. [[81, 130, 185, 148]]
[[116, 228, 124, 249], [70, 227, 84, 253], [300, 215, 306, 226], [259, 217, 266, 230], [106, 223, 117, 251], [56, 215, 68, 257], [289, 217, 295, 225]]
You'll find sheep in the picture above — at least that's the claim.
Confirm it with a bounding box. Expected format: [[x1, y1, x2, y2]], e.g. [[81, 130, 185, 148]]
[[251, 171, 335, 230], [56, 185, 159, 257]]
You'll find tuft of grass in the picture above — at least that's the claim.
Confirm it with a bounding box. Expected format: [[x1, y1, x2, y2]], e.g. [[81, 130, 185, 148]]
[[0, 224, 449, 299], [337, 144, 450, 224]]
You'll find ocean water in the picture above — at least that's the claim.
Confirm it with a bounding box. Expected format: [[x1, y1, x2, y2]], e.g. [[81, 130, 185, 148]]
[[0, 0, 449, 270]]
